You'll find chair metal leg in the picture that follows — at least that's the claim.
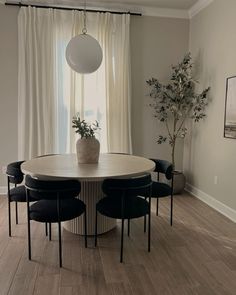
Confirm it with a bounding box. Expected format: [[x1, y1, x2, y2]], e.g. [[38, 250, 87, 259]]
[[15, 201, 18, 225], [58, 221, 62, 267], [49, 223, 52, 241], [144, 196, 147, 233], [84, 209, 87, 248], [120, 218, 124, 263], [144, 215, 146, 233], [156, 198, 159, 216], [148, 196, 151, 252], [27, 219, 31, 260], [127, 219, 130, 237], [95, 208, 98, 247], [45, 222, 48, 236], [170, 195, 173, 226], [26, 193, 31, 260], [148, 213, 151, 252], [7, 177, 11, 237], [8, 198, 11, 237]]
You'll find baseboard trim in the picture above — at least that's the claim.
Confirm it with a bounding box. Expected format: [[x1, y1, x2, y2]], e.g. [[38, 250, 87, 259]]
[[185, 183, 236, 223], [1, 182, 235, 221], [0, 186, 7, 195]]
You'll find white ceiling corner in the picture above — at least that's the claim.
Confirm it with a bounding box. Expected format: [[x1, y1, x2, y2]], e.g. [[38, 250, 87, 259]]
[[136, 6, 189, 19], [188, 0, 214, 18]]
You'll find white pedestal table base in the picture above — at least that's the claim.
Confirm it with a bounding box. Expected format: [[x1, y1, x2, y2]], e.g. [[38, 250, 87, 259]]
[[63, 180, 116, 235]]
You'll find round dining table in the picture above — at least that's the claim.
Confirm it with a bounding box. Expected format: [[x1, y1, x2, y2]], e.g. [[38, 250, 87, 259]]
[[21, 153, 155, 235]]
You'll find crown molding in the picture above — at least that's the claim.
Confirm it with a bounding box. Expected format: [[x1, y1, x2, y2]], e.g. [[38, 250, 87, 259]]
[[59, 2, 190, 19], [4, 1, 189, 19], [189, 0, 214, 18], [3, 0, 214, 19], [87, 0, 214, 19], [138, 6, 189, 19]]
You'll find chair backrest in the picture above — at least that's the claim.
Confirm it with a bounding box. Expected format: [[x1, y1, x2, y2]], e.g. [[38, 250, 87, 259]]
[[25, 175, 81, 200], [102, 174, 152, 198], [6, 161, 25, 184], [150, 159, 173, 180]]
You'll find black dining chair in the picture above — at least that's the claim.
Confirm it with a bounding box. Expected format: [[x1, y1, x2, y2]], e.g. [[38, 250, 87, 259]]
[[6, 161, 28, 236], [25, 175, 87, 267], [148, 159, 174, 225], [34, 154, 60, 239], [95, 174, 152, 263]]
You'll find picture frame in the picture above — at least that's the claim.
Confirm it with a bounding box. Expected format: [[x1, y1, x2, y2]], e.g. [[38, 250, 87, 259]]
[[224, 76, 236, 138]]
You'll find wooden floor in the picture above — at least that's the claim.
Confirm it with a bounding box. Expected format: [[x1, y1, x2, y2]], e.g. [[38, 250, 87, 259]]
[[0, 192, 235, 295]]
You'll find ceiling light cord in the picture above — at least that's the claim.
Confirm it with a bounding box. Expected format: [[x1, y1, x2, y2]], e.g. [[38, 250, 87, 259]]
[[82, 0, 87, 34]]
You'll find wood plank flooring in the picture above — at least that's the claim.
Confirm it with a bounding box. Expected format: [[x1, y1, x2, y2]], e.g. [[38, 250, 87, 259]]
[[0, 192, 235, 295]]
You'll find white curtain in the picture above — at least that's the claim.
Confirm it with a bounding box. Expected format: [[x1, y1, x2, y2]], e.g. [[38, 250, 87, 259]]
[[18, 7, 132, 160]]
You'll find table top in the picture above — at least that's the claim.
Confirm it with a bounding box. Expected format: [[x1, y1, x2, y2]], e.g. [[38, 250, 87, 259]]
[[21, 153, 155, 181]]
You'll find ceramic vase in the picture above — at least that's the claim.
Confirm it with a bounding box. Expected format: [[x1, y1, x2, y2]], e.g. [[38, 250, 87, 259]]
[[76, 137, 100, 164]]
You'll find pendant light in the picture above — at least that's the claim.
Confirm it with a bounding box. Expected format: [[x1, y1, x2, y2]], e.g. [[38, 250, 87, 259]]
[[66, 0, 103, 74]]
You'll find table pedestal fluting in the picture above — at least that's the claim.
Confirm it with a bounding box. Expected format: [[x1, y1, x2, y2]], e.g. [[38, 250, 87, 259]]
[[63, 180, 116, 235]]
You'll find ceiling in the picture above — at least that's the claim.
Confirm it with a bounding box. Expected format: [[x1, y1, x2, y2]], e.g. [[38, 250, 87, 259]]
[[87, 0, 198, 10], [5, 0, 199, 10], [4, 0, 209, 18]]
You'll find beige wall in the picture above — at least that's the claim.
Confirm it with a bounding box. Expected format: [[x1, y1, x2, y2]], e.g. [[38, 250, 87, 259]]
[[0, 5, 19, 188], [185, 0, 236, 210], [130, 16, 189, 170]]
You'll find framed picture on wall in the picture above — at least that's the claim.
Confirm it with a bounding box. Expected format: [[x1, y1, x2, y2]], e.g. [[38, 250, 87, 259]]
[[224, 76, 236, 138]]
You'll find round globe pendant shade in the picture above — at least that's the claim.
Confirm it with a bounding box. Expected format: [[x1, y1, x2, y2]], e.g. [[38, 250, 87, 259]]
[[66, 34, 103, 74]]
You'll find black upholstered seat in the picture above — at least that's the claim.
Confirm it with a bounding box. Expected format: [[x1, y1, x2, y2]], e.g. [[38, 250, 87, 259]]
[[30, 198, 86, 222], [97, 196, 149, 219], [9, 185, 27, 202], [95, 174, 152, 263], [25, 175, 87, 267], [151, 181, 172, 198]]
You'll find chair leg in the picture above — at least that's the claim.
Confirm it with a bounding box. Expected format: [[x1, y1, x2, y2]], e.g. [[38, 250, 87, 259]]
[[26, 201, 31, 260], [58, 221, 62, 267], [95, 208, 98, 247], [148, 209, 151, 252], [8, 198, 11, 237], [127, 219, 130, 237], [49, 223, 52, 241], [15, 202, 18, 225], [156, 198, 159, 216], [84, 209, 87, 248], [27, 219, 31, 260], [144, 215, 146, 233], [144, 196, 147, 233], [45, 222, 48, 236], [170, 195, 173, 226], [120, 218, 124, 263], [148, 193, 151, 252]]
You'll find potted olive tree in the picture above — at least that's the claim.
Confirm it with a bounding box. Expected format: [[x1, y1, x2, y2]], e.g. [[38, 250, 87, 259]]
[[72, 114, 100, 163], [146, 53, 210, 193]]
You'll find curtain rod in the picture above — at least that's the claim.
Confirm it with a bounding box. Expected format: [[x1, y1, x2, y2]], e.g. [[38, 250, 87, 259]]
[[5, 2, 142, 16]]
